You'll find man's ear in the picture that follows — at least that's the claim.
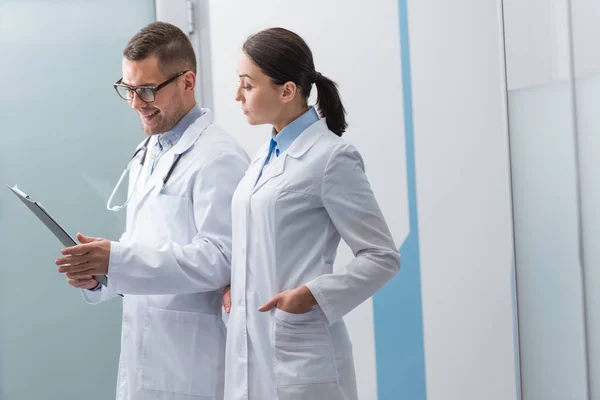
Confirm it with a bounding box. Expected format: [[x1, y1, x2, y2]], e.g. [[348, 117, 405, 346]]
[[183, 71, 196, 92]]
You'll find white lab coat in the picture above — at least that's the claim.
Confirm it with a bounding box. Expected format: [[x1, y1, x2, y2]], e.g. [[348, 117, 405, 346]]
[[83, 109, 249, 400], [224, 119, 400, 400]]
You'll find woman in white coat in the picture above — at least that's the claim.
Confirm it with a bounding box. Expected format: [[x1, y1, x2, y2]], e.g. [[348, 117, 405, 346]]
[[224, 28, 400, 400]]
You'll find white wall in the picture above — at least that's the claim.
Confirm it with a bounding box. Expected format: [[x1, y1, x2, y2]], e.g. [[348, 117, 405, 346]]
[[158, 0, 520, 399], [407, 1, 518, 399], [570, 0, 600, 79], [502, 0, 600, 87], [503, 0, 571, 90]]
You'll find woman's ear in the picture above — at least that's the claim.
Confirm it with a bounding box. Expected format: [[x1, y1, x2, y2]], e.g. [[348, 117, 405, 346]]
[[280, 81, 298, 104]]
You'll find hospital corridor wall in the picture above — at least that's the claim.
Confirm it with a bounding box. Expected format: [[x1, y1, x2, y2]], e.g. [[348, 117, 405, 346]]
[[3, 0, 600, 399]]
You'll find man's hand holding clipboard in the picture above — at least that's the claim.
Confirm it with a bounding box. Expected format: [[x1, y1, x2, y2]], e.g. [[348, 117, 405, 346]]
[[6, 184, 113, 291]]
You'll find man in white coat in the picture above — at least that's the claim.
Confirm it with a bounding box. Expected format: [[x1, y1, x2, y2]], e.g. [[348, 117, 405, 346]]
[[55, 22, 249, 400]]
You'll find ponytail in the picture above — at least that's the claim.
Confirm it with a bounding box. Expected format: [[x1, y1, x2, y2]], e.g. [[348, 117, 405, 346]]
[[314, 73, 347, 136], [243, 28, 348, 136]]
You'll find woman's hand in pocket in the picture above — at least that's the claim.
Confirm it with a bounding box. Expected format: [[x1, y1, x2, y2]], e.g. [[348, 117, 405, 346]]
[[259, 285, 317, 314]]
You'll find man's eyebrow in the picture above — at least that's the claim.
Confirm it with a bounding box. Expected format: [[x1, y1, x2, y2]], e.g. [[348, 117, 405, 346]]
[[121, 80, 158, 87]]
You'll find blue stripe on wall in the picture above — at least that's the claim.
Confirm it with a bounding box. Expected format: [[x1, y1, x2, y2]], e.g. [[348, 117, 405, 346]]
[[372, 1, 427, 399]]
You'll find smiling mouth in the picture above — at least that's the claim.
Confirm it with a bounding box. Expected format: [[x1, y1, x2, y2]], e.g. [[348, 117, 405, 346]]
[[140, 109, 160, 119]]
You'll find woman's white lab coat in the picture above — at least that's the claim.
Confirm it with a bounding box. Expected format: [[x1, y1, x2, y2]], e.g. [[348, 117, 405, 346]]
[[224, 119, 400, 400], [82, 109, 249, 400]]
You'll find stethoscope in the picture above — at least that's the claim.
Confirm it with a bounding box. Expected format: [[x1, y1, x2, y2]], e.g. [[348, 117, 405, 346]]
[[106, 136, 183, 211]]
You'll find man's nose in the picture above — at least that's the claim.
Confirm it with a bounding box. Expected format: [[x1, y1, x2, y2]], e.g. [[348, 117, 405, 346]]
[[130, 91, 145, 110]]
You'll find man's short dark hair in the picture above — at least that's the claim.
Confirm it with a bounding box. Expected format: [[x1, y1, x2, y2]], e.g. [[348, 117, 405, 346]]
[[124, 21, 196, 75]]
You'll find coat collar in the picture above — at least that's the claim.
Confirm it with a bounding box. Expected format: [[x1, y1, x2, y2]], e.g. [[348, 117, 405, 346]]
[[250, 119, 329, 194], [285, 119, 327, 159], [135, 108, 213, 205]]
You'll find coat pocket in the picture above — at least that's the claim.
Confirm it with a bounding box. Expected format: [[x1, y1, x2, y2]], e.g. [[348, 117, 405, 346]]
[[140, 306, 218, 397], [273, 307, 338, 386]]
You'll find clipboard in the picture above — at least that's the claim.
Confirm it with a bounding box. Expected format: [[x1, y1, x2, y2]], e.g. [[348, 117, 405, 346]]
[[6, 184, 108, 287]]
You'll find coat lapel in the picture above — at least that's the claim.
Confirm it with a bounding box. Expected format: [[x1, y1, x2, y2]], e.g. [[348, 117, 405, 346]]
[[242, 141, 269, 194], [133, 108, 213, 210], [252, 153, 287, 194], [250, 119, 328, 195]]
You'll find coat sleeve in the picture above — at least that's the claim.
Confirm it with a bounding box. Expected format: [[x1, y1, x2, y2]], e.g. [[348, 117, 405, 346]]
[[80, 281, 120, 304], [103, 149, 248, 295], [305, 143, 400, 325]]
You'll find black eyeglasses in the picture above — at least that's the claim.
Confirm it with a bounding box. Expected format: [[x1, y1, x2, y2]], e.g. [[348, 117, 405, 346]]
[[113, 70, 189, 103]]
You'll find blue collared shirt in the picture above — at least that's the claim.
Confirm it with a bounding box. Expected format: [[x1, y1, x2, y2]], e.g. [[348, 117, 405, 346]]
[[151, 104, 203, 173], [265, 107, 320, 166], [256, 107, 319, 185]]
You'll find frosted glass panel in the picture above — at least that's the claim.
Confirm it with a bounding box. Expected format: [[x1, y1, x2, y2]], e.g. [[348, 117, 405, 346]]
[[507, 83, 588, 400], [571, 2, 600, 397], [574, 74, 600, 400], [503, 0, 592, 398], [0, 1, 154, 399]]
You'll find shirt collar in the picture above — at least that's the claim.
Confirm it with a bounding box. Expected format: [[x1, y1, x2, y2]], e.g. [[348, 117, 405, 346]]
[[157, 104, 203, 150], [272, 107, 319, 154]]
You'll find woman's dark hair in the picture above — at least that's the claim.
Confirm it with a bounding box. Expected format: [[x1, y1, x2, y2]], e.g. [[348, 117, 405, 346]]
[[243, 28, 347, 136]]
